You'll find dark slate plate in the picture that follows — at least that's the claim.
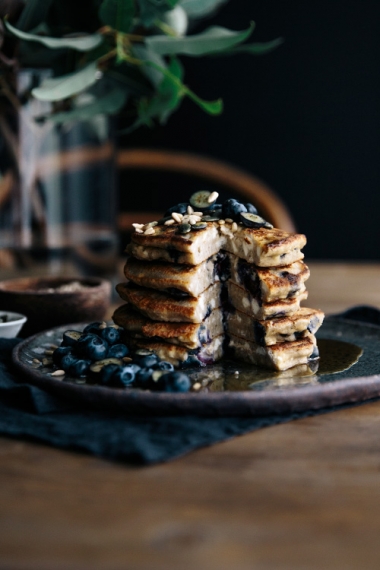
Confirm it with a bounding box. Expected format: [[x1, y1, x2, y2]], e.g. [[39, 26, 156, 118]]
[[11, 317, 380, 416]]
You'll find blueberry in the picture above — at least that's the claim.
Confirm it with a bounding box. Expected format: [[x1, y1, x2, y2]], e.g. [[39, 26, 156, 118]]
[[76, 334, 108, 360], [309, 345, 320, 360], [52, 346, 72, 366], [129, 363, 141, 374], [181, 355, 202, 368], [107, 343, 129, 359], [83, 322, 103, 335], [100, 326, 121, 345], [155, 371, 191, 392], [164, 202, 189, 217], [70, 359, 91, 377], [60, 352, 79, 372], [245, 203, 258, 214], [62, 330, 83, 347], [134, 353, 158, 368], [100, 363, 121, 385], [222, 199, 247, 221], [154, 360, 174, 372], [135, 367, 154, 388], [110, 365, 136, 387], [88, 358, 123, 382]]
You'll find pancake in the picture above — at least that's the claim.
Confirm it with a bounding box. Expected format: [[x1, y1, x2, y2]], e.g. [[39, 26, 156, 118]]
[[129, 221, 306, 267], [223, 225, 306, 267], [228, 333, 318, 371], [123, 254, 227, 297], [229, 255, 310, 303], [128, 223, 222, 265], [113, 304, 224, 350], [227, 281, 308, 320], [127, 335, 225, 368], [226, 306, 324, 346], [116, 282, 223, 323]]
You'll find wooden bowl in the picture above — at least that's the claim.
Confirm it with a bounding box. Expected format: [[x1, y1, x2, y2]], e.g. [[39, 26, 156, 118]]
[[0, 276, 112, 337]]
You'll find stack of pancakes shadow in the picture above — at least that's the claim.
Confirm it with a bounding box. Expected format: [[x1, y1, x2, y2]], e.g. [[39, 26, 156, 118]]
[[113, 215, 324, 372]]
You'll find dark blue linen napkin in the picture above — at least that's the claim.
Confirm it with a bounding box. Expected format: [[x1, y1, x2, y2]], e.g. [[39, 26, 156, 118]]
[[0, 305, 377, 465]]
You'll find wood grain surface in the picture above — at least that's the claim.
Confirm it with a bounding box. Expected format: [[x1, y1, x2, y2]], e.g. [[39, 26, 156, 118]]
[[2, 262, 380, 570]]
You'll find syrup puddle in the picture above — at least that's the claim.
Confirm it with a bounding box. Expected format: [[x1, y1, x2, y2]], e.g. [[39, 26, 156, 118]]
[[193, 338, 363, 391], [316, 338, 363, 375]]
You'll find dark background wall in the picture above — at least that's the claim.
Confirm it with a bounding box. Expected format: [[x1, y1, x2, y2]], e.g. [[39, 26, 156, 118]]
[[118, 0, 380, 260]]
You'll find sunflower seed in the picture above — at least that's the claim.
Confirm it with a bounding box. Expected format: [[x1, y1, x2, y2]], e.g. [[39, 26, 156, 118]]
[[122, 356, 133, 363], [164, 219, 175, 225], [208, 191, 219, 203], [172, 212, 183, 223], [152, 370, 164, 382], [51, 370, 65, 377]]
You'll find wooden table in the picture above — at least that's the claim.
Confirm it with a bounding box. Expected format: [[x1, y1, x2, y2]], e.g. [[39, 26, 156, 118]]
[[2, 262, 380, 570]]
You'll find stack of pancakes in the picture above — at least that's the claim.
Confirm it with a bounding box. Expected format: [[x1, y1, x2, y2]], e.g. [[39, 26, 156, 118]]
[[113, 210, 324, 370]]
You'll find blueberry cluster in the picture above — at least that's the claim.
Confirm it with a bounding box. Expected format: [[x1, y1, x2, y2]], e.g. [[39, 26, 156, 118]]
[[52, 322, 191, 392], [163, 193, 272, 229]]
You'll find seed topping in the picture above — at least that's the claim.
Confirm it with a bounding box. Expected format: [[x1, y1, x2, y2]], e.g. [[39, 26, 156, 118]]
[[171, 212, 183, 223], [51, 369, 65, 377], [208, 191, 219, 203]]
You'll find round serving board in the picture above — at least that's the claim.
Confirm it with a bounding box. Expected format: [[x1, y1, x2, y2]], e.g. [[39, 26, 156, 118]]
[[11, 317, 380, 416]]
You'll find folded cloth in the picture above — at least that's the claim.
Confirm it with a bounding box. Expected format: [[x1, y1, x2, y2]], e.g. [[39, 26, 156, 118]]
[[0, 306, 378, 466]]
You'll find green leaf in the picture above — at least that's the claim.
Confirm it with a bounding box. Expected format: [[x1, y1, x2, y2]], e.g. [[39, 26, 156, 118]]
[[148, 56, 184, 123], [31, 61, 100, 101], [99, 0, 135, 33], [179, 0, 227, 17], [228, 37, 284, 55], [15, 0, 53, 32], [145, 22, 255, 56], [105, 64, 153, 96], [132, 44, 167, 87], [143, 58, 222, 115], [37, 88, 128, 123], [137, 0, 181, 27], [119, 56, 184, 133], [4, 20, 104, 51]]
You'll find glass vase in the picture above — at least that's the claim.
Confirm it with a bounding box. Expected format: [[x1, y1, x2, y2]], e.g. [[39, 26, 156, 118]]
[[0, 69, 118, 283]]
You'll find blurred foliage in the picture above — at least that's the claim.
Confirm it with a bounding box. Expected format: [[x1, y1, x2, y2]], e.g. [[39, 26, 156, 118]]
[[0, 0, 282, 131]]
